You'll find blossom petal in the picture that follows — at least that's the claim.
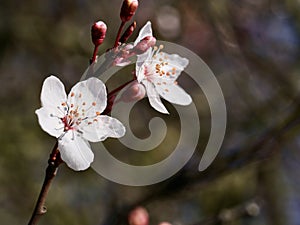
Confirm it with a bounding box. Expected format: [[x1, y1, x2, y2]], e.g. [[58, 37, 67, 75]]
[[134, 21, 153, 46], [143, 80, 169, 114], [35, 107, 64, 138], [81, 115, 126, 142], [156, 83, 192, 106], [154, 52, 189, 81], [67, 77, 107, 117], [40, 76, 67, 117], [58, 131, 94, 171], [134, 21, 154, 78], [136, 49, 152, 82], [163, 52, 189, 69]]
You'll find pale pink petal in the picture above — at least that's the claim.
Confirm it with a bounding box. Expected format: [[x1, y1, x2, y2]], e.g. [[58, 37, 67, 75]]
[[81, 115, 126, 142], [163, 52, 189, 69], [67, 77, 107, 117], [35, 107, 64, 138], [134, 21, 154, 78], [136, 49, 152, 82], [40, 76, 67, 117], [58, 131, 94, 171], [114, 59, 131, 67], [134, 21, 153, 46], [156, 83, 192, 106], [142, 80, 169, 114]]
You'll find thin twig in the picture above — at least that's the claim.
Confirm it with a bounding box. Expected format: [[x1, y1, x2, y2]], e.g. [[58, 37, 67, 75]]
[[28, 142, 63, 225], [91, 45, 99, 64], [114, 22, 125, 48]]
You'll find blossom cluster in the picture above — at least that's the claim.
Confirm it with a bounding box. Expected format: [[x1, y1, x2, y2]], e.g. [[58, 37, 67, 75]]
[[35, 1, 192, 171]]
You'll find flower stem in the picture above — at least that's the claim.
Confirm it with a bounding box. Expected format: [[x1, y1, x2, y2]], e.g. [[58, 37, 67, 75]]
[[114, 21, 125, 48], [103, 78, 135, 115], [28, 142, 63, 225], [91, 45, 99, 64], [108, 78, 135, 98]]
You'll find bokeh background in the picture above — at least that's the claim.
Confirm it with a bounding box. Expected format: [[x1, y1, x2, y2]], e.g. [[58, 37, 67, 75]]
[[1, 0, 300, 224]]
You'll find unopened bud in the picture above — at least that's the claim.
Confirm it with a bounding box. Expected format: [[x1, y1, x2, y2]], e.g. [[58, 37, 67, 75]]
[[120, 0, 139, 22], [120, 81, 145, 102], [158, 222, 172, 225], [128, 207, 149, 225], [91, 21, 107, 46], [120, 21, 137, 43], [132, 36, 156, 54]]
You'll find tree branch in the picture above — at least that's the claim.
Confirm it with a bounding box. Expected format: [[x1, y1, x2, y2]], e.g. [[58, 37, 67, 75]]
[[28, 142, 63, 225]]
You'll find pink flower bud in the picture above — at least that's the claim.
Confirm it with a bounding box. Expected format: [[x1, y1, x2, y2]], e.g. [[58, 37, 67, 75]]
[[120, 81, 146, 102], [158, 222, 172, 225], [120, 0, 139, 22], [132, 36, 156, 54], [128, 207, 149, 225], [91, 21, 107, 46]]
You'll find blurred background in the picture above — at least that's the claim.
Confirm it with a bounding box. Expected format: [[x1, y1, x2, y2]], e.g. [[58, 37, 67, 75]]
[[1, 0, 300, 224]]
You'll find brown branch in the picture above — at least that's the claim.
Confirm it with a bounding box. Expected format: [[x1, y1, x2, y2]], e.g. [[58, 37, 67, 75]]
[[28, 141, 63, 225]]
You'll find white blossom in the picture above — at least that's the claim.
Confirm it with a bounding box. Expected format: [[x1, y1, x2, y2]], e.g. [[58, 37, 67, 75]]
[[36, 76, 125, 171], [135, 22, 192, 114]]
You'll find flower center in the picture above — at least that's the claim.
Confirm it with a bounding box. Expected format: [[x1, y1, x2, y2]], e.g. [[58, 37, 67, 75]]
[[56, 92, 102, 134], [62, 116, 74, 131], [143, 45, 177, 81]]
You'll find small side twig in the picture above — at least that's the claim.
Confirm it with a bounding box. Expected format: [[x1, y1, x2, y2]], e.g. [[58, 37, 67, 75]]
[[114, 21, 125, 48], [91, 45, 99, 64], [28, 141, 63, 225]]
